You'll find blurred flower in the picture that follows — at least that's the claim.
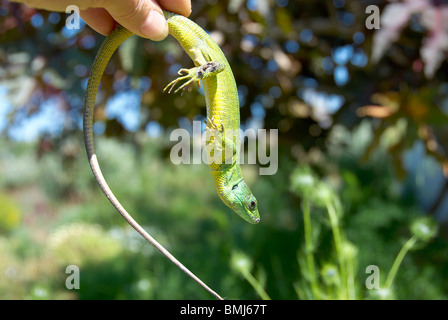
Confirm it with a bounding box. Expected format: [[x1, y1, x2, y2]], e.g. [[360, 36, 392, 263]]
[[230, 251, 253, 275], [48, 222, 124, 266], [290, 166, 318, 197], [369, 287, 395, 300], [341, 241, 358, 260], [312, 182, 337, 207], [320, 263, 339, 286], [410, 216, 438, 243], [291, 165, 339, 209]]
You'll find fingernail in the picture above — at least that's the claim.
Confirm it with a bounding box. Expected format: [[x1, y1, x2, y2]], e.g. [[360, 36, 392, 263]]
[[139, 9, 168, 40]]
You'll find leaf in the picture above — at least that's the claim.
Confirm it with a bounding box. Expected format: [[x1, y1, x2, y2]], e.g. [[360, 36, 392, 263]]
[[420, 6, 448, 78], [372, 0, 448, 78], [371, 0, 428, 63], [275, 7, 293, 35]]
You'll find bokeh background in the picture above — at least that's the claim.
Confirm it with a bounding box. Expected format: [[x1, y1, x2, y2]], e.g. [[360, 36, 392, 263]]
[[0, 0, 447, 299]]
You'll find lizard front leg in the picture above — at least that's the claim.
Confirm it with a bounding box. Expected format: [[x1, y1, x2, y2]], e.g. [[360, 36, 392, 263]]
[[164, 61, 225, 94], [164, 48, 225, 94]]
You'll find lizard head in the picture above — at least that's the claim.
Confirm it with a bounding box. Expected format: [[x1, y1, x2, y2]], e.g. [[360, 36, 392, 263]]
[[224, 179, 260, 224]]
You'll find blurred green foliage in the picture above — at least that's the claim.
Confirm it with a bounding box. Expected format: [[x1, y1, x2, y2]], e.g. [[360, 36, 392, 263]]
[[0, 124, 447, 299], [1, 0, 448, 300], [0, 192, 21, 233]]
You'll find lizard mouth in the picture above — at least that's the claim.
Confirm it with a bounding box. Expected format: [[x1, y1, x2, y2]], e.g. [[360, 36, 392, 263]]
[[247, 215, 260, 224]]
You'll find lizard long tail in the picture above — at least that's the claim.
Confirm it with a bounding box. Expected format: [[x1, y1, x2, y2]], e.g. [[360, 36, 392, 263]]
[[83, 24, 223, 300]]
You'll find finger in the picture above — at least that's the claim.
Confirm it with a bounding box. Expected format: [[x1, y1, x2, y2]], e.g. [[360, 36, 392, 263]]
[[158, 0, 191, 17], [105, 0, 168, 41], [80, 8, 116, 36]]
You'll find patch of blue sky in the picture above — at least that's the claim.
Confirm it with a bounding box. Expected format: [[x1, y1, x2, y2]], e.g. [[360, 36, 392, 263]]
[[66, 108, 82, 131], [245, 116, 264, 131], [168, 63, 183, 75], [238, 85, 249, 107], [333, 0, 345, 8], [0, 5, 9, 16], [332, 45, 354, 65], [247, 0, 258, 11], [409, 15, 425, 33], [80, 35, 96, 50], [178, 116, 193, 133], [284, 40, 300, 54], [269, 86, 282, 99], [62, 17, 85, 38], [113, 76, 131, 91], [46, 32, 61, 45], [259, 94, 275, 109], [93, 121, 105, 135], [403, 141, 448, 221], [298, 87, 345, 120], [325, 94, 346, 114], [164, 52, 177, 64], [7, 98, 66, 142], [276, 0, 288, 7], [48, 12, 61, 24], [249, 56, 264, 69], [105, 90, 142, 132], [30, 13, 44, 29], [81, 78, 88, 91], [145, 121, 163, 137], [0, 86, 12, 133], [261, 36, 273, 48], [242, 34, 259, 48], [300, 29, 313, 43], [250, 101, 266, 119], [321, 56, 334, 74], [139, 76, 152, 92], [351, 49, 368, 67], [197, 83, 205, 96], [334, 65, 349, 86], [267, 59, 279, 72], [337, 11, 355, 26], [74, 64, 88, 78], [307, 89, 344, 114], [300, 76, 319, 89], [192, 114, 207, 133], [353, 32, 365, 44]]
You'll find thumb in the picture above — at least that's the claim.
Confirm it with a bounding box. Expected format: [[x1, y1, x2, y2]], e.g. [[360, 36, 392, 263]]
[[105, 0, 169, 41]]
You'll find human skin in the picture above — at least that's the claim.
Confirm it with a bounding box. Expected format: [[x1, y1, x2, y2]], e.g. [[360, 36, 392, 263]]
[[9, 0, 191, 40]]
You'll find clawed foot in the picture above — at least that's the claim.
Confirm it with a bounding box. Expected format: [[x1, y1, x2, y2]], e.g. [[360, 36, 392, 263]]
[[205, 116, 224, 133], [163, 67, 201, 95], [163, 62, 224, 96]]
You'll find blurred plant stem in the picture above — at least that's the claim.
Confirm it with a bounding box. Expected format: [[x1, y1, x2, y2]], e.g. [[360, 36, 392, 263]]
[[325, 200, 356, 299], [325, 200, 347, 298], [230, 251, 271, 300], [385, 235, 417, 290], [295, 176, 358, 299], [302, 196, 320, 299], [240, 268, 271, 300], [345, 242, 356, 300]]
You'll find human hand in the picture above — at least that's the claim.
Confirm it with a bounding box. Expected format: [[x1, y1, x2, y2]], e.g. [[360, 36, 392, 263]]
[[10, 0, 191, 40]]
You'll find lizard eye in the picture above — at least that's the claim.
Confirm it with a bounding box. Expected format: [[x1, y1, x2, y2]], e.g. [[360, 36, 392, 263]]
[[248, 200, 256, 210], [232, 184, 238, 190]]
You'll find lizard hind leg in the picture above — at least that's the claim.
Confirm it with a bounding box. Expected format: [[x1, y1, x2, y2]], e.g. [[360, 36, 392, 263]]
[[205, 117, 236, 169]]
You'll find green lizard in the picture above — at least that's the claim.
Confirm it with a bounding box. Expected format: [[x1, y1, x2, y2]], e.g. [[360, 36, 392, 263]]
[[83, 11, 260, 299]]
